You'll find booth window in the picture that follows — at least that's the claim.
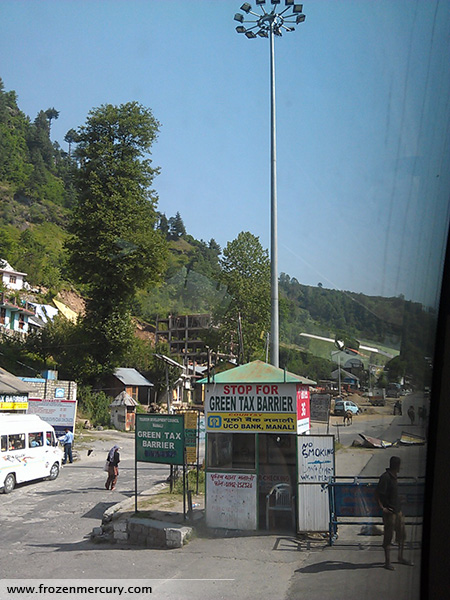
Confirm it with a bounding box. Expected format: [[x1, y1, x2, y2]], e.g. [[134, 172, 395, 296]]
[[207, 433, 256, 470]]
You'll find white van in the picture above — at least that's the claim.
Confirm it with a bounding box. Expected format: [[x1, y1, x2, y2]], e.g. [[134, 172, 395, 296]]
[[0, 414, 64, 493]]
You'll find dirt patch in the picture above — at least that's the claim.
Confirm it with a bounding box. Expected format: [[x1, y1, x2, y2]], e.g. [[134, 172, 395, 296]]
[[56, 289, 85, 315], [133, 318, 157, 343]]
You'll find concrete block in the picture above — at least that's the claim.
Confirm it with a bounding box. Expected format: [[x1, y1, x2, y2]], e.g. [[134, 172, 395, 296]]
[[111, 516, 193, 549], [113, 521, 128, 533]]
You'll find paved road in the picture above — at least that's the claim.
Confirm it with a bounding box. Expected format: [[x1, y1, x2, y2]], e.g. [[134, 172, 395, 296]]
[[0, 430, 169, 570], [0, 409, 427, 600]]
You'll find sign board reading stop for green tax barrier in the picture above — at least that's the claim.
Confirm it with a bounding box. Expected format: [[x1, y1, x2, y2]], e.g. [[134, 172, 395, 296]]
[[135, 414, 185, 465]]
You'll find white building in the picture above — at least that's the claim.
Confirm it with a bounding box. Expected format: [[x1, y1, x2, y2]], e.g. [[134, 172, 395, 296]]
[[0, 259, 27, 291]]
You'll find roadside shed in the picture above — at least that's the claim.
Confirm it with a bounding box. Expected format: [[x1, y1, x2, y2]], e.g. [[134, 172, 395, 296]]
[[104, 368, 154, 406], [331, 368, 360, 389], [110, 391, 139, 431], [199, 360, 317, 532]]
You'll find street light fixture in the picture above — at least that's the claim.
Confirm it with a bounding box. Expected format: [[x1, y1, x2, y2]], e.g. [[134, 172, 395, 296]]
[[233, 1, 306, 367]]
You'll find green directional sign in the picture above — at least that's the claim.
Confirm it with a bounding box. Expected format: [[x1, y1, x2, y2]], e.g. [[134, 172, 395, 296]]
[[135, 414, 185, 465]]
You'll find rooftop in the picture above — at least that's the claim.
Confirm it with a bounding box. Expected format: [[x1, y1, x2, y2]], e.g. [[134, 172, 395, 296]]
[[197, 360, 316, 385]]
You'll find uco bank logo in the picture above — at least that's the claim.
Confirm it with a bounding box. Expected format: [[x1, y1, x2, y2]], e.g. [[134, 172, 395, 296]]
[[207, 415, 222, 428]]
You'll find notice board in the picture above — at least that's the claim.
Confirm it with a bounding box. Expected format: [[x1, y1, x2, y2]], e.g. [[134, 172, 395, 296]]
[[135, 414, 185, 465], [297, 435, 335, 532], [183, 411, 198, 464], [310, 394, 331, 423], [206, 472, 257, 530], [27, 397, 77, 435]]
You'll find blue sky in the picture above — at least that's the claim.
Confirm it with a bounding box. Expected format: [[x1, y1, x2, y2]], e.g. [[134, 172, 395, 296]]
[[1, 0, 450, 307]]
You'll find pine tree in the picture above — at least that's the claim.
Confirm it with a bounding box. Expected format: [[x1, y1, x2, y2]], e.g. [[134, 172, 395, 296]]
[[168, 211, 186, 240], [216, 231, 270, 361], [66, 102, 167, 379]]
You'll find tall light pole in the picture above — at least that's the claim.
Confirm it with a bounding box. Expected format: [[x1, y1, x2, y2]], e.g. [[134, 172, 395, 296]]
[[234, 1, 306, 368]]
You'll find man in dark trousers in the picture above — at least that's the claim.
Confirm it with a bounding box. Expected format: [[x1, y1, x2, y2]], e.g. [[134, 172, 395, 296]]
[[58, 428, 74, 465], [376, 456, 414, 570]]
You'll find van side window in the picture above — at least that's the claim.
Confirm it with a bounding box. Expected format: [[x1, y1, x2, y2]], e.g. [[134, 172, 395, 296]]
[[1, 435, 6, 452], [46, 431, 56, 446], [29, 432, 43, 447], [9, 434, 25, 451]]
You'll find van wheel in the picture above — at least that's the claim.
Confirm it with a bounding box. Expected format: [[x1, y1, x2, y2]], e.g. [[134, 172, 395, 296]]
[[49, 462, 60, 481], [3, 473, 15, 494]]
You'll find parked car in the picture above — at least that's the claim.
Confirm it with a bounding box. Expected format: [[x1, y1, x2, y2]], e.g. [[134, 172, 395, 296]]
[[333, 399, 361, 416], [387, 386, 401, 398]]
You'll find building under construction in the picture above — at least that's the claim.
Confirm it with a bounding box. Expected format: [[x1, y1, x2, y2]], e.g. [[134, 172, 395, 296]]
[[155, 314, 211, 359]]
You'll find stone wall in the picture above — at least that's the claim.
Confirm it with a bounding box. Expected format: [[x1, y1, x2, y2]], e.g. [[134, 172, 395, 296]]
[[25, 378, 77, 402], [94, 513, 192, 549]]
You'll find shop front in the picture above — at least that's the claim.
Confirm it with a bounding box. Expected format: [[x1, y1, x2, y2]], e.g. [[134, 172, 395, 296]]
[[203, 360, 316, 531]]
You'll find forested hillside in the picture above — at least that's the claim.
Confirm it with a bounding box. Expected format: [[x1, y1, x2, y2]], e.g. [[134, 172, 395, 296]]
[[0, 78, 74, 288], [0, 79, 436, 389]]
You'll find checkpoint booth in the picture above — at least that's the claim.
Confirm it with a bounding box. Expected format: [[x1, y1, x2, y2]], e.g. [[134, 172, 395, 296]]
[[202, 360, 322, 532]]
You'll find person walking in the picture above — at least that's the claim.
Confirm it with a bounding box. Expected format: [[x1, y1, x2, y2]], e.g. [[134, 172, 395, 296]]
[[407, 405, 415, 426], [375, 456, 414, 570], [58, 428, 74, 465], [105, 445, 120, 491]]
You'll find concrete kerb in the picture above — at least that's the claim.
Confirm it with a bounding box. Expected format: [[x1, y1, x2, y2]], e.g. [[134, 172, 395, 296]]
[[92, 482, 196, 549]]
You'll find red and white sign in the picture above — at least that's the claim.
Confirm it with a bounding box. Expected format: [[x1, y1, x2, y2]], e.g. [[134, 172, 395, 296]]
[[296, 384, 310, 434]]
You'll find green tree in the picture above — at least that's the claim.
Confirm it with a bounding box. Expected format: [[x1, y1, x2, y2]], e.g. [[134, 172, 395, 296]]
[[216, 231, 270, 362], [65, 102, 167, 381], [279, 346, 332, 382], [157, 212, 169, 238], [78, 386, 111, 427], [126, 341, 180, 404], [0, 79, 33, 188], [168, 211, 186, 240], [64, 128, 78, 157], [44, 107, 59, 136], [28, 110, 54, 170]]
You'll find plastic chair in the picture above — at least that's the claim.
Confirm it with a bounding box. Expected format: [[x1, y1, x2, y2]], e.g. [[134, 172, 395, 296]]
[[265, 483, 295, 530]]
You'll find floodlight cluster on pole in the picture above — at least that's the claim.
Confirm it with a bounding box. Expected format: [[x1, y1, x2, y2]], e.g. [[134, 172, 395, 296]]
[[234, 1, 305, 38], [234, 1, 306, 368]]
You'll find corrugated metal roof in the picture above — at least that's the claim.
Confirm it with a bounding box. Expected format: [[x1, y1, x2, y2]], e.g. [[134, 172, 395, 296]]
[[0, 368, 33, 394], [110, 391, 139, 406], [331, 368, 359, 381], [197, 360, 316, 385], [114, 368, 154, 387]]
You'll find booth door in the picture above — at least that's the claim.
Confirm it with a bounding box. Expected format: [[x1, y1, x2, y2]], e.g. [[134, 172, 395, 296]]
[[126, 409, 135, 431], [258, 433, 297, 531]]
